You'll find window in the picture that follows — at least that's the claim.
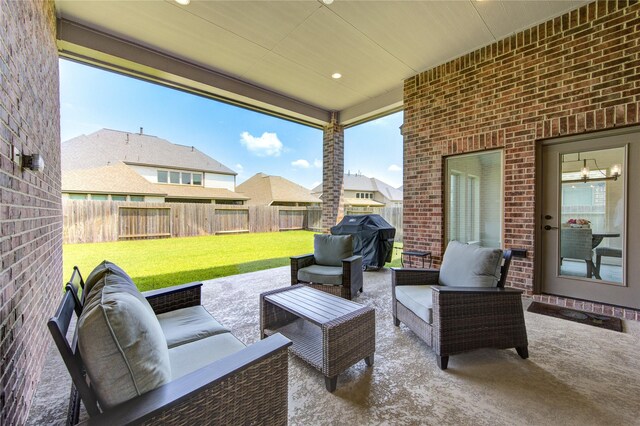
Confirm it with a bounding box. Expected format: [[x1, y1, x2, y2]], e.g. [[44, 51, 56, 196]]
[[446, 150, 503, 248], [111, 195, 126, 201], [356, 193, 360, 198], [68, 193, 87, 200], [130, 195, 144, 202], [157, 169, 203, 186], [90, 194, 108, 201]]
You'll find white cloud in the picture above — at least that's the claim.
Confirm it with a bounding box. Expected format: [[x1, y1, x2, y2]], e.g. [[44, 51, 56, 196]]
[[388, 164, 401, 172], [235, 163, 244, 172], [240, 131, 283, 157], [313, 159, 322, 168], [291, 159, 310, 168]]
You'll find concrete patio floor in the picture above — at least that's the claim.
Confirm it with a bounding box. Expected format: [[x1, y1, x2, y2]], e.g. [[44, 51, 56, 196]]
[[28, 266, 640, 425]]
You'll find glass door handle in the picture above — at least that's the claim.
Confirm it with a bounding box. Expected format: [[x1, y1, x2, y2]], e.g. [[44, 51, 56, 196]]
[[544, 225, 558, 230]]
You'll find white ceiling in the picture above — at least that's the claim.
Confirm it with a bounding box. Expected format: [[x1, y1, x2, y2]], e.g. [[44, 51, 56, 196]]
[[55, 0, 589, 127]]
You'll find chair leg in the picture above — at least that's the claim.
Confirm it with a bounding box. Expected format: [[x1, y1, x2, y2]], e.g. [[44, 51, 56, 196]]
[[588, 260, 601, 280], [516, 346, 529, 359], [393, 316, 400, 326], [437, 355, 449, 370]]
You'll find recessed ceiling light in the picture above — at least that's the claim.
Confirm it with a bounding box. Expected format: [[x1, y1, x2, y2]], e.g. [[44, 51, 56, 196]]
[[175, 0, 190, 5], [331, 73, 342, 79], [322, 0, 334, 4]]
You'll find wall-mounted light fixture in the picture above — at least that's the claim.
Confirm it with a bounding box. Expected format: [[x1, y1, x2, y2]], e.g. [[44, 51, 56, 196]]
[[13, 146, 45, 172]]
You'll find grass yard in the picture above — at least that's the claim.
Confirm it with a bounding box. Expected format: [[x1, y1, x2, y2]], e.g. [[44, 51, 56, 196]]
[[63, 230, 403, 291]]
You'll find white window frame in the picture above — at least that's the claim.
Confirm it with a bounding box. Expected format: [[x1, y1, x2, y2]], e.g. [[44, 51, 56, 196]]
[[445, 150, 503, 248], [156, 169, 204, 186]]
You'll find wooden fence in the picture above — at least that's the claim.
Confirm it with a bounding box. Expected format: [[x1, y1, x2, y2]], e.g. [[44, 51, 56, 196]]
[[63, 200, 403, 244]]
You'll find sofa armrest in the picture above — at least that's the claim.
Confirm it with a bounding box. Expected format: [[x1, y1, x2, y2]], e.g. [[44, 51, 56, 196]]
[[342, 255, 363, 295], [143, 282, 203, 315], [290, 254, 315, 285], [83, 333, 292, 426], [391, 268, 440, 287]]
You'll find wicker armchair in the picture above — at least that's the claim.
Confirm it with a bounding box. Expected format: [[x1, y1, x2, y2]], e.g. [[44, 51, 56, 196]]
[[291, 234, 363, 300], [49, 267, 291, 425], [391, 242, 528, 370]]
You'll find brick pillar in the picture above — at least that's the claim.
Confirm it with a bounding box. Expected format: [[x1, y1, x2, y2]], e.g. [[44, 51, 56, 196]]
[[321, 112, 345, 232]]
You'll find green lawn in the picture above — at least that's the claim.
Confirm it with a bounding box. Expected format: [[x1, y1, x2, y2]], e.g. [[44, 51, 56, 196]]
[[63, 231, 403, 291]]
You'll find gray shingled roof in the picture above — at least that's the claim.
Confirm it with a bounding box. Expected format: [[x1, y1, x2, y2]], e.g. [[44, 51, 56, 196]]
[[236, 173, 320, 205], [62, 162, 166, 195], [62, 161, 248, 200], [62, 129, 236, 175], [312, 174, 403, 201]]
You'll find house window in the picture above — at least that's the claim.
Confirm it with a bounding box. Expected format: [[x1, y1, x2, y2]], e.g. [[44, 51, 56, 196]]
[[130, 195, 144, 202], [90, 194, 108, 201], [157, 169, 204, 186], [445, 150, 503, 248], [68, 193, 87, 200], [111, 195, 127, 201]]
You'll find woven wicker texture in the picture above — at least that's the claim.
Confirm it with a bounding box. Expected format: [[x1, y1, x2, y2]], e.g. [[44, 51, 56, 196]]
[[261, 286, 375, 382], [146, 286, 202, 315], [391, 264, 528, 362], [141, 350, 289, 425], [290, 253, 363, 300]]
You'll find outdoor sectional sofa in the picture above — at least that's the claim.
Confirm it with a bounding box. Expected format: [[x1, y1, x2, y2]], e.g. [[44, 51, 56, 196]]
[[49, 262, 291, 425]]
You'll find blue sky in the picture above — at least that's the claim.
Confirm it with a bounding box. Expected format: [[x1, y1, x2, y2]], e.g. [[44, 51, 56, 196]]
[[60, 59, 403, 189]]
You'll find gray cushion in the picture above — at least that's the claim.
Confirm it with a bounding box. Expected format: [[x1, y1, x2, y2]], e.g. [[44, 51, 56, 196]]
[[157, 305, 230, 348], [395, 285, 433, 324], [84, 260, 134, 297], [439, 241, 503, 288], [83, 262, 155, 316], [314, 234, 353, 267], [298, 264, 344, 286], [78, 272, 171, 409], [169, 333, 246, 380]]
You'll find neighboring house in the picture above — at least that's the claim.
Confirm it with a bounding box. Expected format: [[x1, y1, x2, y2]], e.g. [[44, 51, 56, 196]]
[[312, 173, 403, 208], [61, 128, 248, 204], [236, 173, 321, 207]]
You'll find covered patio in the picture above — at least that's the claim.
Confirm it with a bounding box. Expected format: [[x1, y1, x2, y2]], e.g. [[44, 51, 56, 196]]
[[28, 267, 640, 425], [2, 0, 640, 424]]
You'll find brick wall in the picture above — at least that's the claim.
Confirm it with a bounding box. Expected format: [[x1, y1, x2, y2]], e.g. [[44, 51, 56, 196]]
[[0, 0, 62, 424], [403, 1, 640, 319], [322, 113, 345, 231]]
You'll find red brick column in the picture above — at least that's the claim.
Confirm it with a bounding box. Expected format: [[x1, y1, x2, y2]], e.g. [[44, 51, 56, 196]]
[[0, 0, 62, 424], [321, 113, 345, 231]]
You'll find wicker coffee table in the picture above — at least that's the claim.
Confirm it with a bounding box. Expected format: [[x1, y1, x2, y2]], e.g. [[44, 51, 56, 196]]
[[260, 284, 375, 392]]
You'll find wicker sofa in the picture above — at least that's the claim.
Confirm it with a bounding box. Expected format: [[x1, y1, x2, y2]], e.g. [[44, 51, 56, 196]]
[[49, 262, 291, 425], [391, 242, 528, 370]]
